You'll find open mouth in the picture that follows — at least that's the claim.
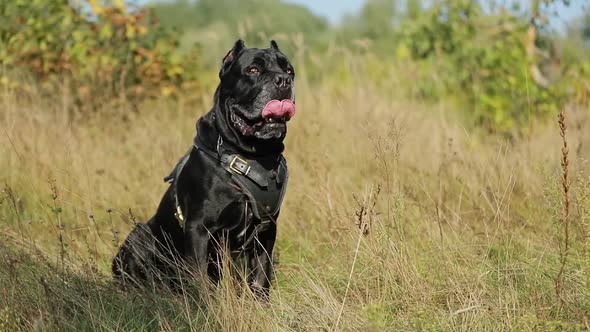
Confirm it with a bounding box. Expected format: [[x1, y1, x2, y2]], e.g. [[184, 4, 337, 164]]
[[230, 99, 295, 138], [230, 112, 286, 136]]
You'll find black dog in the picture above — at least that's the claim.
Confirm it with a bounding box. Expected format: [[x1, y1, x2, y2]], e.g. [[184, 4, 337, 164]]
[[112, 40, 296, 299]]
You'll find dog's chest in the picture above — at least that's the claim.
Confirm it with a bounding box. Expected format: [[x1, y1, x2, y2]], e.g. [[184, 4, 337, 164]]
[[228, 156, 288, 220], [224, 159, 287, 252], [166, 140, 288, 254]]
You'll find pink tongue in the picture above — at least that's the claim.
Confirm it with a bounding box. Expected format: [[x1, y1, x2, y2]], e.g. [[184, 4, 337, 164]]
[[261, 99, 295, 120]]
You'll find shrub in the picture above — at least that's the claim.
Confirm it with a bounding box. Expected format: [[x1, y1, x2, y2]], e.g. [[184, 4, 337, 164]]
[[395, 0, 563, 132], [0, 0, 205, 111]]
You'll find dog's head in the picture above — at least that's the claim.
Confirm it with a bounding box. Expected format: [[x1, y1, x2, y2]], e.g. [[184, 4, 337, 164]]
[[217, 40, 295, 141]]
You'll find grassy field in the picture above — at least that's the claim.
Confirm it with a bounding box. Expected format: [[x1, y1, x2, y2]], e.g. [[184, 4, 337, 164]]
[[1, 53, 589, 330]]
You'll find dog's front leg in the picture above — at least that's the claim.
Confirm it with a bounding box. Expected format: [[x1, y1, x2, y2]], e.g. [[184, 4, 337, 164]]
[[184, 221, 210, 278], [248, 222, 277, 301]]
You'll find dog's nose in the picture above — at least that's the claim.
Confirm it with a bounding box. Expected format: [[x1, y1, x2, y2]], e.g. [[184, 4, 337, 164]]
[[274, 74, 292, 90]]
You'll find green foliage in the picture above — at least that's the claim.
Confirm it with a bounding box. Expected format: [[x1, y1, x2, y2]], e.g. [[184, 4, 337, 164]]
[[155, 0, 328, 35], [395, 0, 558, 131], [343, 0, 398, 46], [151, 0, 329, 63], [0, 0, 206, 110], [332, 0, 590, 133]]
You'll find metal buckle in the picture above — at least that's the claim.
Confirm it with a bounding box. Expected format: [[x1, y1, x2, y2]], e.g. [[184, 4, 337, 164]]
[[229, 156, 250, 175], [174, 205, 184, 224]]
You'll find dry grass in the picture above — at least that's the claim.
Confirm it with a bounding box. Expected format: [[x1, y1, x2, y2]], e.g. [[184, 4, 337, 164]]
[[1, 53, 590, 330], [555, 108, 571, 309]]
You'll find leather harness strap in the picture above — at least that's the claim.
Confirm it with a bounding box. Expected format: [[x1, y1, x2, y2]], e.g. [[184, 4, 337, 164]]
[[164, 135, 288, 254], [195, 139, 272, 189]]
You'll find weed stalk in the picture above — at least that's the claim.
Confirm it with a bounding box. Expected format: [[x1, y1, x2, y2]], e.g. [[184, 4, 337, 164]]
[[555, 108, 570, 309]]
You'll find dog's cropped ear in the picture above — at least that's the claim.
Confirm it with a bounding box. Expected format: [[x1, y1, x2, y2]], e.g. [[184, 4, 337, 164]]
[[270, 40, 280, 52], [220, 39, 245, 77]]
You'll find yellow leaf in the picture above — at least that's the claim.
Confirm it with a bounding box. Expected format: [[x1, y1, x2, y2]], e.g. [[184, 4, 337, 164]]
[[114, 0, 126, 10], [88, 0, 104, 15], [161, 86, 173, 96], [395, 44, 410, 60], [126, 24, 135, 39], [100, 24, 113, 39]]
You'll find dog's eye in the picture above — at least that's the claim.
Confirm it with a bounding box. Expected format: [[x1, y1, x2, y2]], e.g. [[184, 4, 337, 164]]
[[286, 68, 293, 75], [248, 67, 259, 74]]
